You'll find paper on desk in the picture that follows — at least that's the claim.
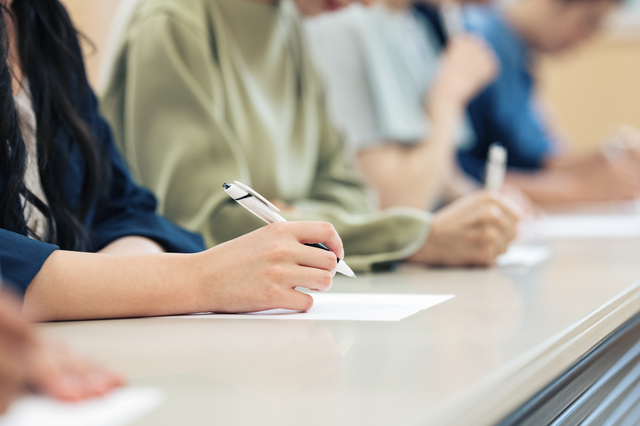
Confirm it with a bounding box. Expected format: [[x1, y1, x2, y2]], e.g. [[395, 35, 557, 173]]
[[519, 214, 640, 240], [0, 387, 163, 426], [175, 293, 454, 322], [496, 245, 550, 267]]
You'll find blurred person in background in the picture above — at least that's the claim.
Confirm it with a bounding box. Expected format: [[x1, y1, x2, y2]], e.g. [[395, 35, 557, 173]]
[[102, 0, 522, 269], [306, 0, 502, 211], [459, 0, 640, 204]]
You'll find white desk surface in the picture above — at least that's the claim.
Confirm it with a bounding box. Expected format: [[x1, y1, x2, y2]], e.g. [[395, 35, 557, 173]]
[[38, 218, 640, 425]]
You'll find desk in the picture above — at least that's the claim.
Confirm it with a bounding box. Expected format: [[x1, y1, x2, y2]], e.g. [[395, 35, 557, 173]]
[[38, 236, 640, 425]]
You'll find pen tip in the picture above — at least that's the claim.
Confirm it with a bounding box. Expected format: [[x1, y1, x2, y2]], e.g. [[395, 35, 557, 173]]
[[337, 262, 357, 278]]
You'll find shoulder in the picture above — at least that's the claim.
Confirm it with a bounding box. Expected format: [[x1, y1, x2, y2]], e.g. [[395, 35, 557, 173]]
[[305, 4, 375, 90], [464, 5, 502, 36], [464, 5, 513, 51], [306, 4, 368, 35], [306, 5, 369, 59], [126, 0, 212, 38], [464, 6, 526, 67]]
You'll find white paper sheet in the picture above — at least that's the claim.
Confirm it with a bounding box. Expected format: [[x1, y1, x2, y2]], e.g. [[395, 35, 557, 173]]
[[519, 214, 640, 240], [0, 388, 163, 426], [174, 293, 454, 322], [496, 245, 550, 267]]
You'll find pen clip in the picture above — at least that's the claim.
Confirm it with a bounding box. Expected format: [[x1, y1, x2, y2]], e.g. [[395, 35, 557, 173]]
[[234, 181, 281, 212]]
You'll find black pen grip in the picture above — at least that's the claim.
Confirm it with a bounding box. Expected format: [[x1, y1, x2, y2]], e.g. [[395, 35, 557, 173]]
[[304, 243, 339, 262]]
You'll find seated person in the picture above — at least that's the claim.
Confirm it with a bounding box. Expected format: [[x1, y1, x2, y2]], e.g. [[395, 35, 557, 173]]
[[101, 0, 522, 271], [0, 289, 122, 414], [1, 0, 347, 321], [306, 0, 498, 211], [459, 0, 640, 204]]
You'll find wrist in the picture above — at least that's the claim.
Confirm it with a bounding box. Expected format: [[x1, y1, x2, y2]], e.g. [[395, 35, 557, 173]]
[[186, 251, 212, 313], [407, 233, 439, 264], [426, 89, 465, 123]]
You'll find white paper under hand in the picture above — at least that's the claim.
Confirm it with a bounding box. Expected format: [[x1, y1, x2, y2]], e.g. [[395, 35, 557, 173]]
[[496, 245, 550, 267], [175, 293, 455, 322], [0, 387, 163, 426]]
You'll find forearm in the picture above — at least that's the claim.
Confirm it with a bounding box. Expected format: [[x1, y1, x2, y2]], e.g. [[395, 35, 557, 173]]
[[504, 170, 580, 205], [545, 151, 600, 172], [23, 250, 204, 322], [357, 96, 464, 210]]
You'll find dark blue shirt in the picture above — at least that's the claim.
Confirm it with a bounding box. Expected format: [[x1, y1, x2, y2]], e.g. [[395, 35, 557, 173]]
[[458, 5, 557, 181], [0, 80, 204, 296]]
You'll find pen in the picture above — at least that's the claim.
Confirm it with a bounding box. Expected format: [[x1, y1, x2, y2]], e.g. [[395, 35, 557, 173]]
[[223, 181, 356, 278], [485, 143, 507, 192]]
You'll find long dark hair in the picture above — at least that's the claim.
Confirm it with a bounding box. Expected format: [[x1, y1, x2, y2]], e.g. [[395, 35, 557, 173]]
[[0, 0, 108, 251]]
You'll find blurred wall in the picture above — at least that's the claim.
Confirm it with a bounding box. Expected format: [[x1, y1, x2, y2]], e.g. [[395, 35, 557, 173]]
[[62, 0, 640, 153], [538, 35, 640, 152], [60, 0, 122, 91]]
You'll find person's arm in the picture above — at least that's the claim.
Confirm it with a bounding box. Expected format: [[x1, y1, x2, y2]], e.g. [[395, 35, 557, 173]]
[[357, 35, 499, 210], [23, 221, 344, 321], [506, 155, 640, 204]]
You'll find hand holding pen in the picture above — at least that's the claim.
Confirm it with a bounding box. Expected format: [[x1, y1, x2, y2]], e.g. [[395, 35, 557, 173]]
[[224, 181, 356, 278]]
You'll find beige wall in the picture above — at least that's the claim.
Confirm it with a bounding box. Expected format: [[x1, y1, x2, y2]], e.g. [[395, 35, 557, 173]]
[[538, 35, 640, 152], [62, 0, 640, 152], [61, 0, 122, 89]]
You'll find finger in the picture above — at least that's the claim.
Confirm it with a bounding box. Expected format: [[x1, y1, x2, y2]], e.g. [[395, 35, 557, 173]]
[[279, 289, 314, 312], [476, 204, 518, 243], [74, 364, 122, 398], [0, 349, 26, 386], [299, 267, 334, 293], [0, 388, 17, 415], [295, 245, 338, 274], [28, 343, 86, 401], [488, 192, 525, 224], [289, 222, 345, 260], [58, 350, 110, 398], [472, 225, 509, 262], [88, 369, 124, 395]]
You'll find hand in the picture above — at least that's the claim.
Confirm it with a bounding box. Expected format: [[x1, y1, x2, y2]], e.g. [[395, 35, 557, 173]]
[[500, 184, 542, 219], [575, 158, 640, 202], [0, 290, 122, 413], [27, 342, 123, 402], [430, 34, 499, 108], [410, 191, 522, 266], [601, 125, 640, 164], [195, 221, 344, 313], [0, 292, 32, 414]]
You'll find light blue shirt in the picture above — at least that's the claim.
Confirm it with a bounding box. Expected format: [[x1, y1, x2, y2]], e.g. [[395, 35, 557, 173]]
[[306, 4, 473, 154]]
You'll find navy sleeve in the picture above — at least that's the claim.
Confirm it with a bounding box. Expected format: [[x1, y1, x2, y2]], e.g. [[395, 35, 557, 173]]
[[459, 6, 556, 181], [0, 229, 59, 296], [84, 89, 205, 253]]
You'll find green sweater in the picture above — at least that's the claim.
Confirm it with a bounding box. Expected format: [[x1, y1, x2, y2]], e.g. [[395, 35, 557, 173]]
[[101, 0, 432, 271]]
